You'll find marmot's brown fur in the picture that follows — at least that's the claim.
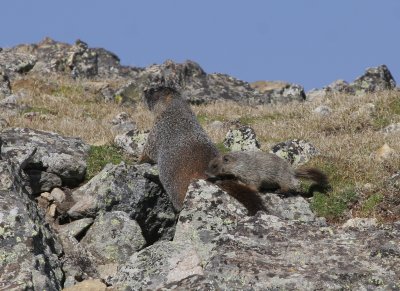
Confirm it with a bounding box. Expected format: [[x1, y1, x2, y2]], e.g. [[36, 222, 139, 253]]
[[206, 151, 328, 193], [139, 86, 266, 214]]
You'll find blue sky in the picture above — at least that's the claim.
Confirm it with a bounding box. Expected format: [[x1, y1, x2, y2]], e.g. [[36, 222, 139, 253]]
[[1, 1, 399, 90]]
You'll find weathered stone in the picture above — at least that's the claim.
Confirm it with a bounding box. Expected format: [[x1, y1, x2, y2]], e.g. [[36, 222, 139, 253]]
[[25, 169, 62, 194], [50, 187, 66, 203], [57, 217, 94, 238], [0, 160, 63, 290], [326, 79, 354, 94], [313, 105, 332, 116], [67, 40, 98, 79], [342, 218, 377, 229], [68, 162, 176, 243], [306, 88, 327, 101], [251, 80, 306, 104], [1, 128, 90, 188], [109, 240, 204, 290], [381, 122, 400, 134], [80, 211, 146, 265], [114, 129, 148, 157], [351, 64, 396, 94], [0, 50, 37, 77], [223, 125, 261, 152], [271, 139, 319, 166], [262, 193, 319, 223]]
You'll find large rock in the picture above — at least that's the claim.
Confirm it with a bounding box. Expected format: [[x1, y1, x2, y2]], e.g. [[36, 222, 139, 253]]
[[7, 37, 139, 79], [271, 139, 320, 166], [0, 49, 37, 78], [1, 128, 90, 190], [68, 162, 176, 243], [80, 211, 146, 265], [0, 158, 64, 290], [351, 64, 396, 94], [110, 179, 400, 290], [223, 124, 261, 152]]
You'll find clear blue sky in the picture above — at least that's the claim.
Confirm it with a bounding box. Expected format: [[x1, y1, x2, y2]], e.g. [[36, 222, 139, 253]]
[[1, 1, 399, 90]]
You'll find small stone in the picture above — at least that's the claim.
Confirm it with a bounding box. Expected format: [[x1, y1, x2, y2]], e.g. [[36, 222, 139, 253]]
[[373, 143, 396, 161], [48, 203, 57, 217], [342, 218, 378, 229], [209, 120, 224, 130], [50, 187, 66, 203], [313, 105, 332, 116], [40, 191, 53, 201], [57, 218, 94, 238]]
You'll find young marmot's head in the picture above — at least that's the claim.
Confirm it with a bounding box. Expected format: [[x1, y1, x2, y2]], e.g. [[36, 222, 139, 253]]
[[205, 153, 239, 180], [143, 86, 179, 111]]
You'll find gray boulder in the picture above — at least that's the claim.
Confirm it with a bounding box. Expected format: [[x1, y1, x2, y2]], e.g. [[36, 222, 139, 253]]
[[351, 64, 396, 94], [110, 179, 400, 290], [0, 158, 63, 290], [271, 139, 320, 166], [80, 211, 146, 265], [114, 129, 148, 157], [68, 162, 176, 243], [0, 49, 37, 78], [1, 128, 90, 190], [223, 124, 261, 152]]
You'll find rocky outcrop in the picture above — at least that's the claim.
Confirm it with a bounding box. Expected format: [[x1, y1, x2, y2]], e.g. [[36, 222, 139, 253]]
[[306, 65, 397, 99], [68, 162, 176, 243], [351, 64, 396, 94], [111, 180, 400, 290], [251, 80, 306, 104], [0, 155, 63, 290], [1, 128, 90, 191]]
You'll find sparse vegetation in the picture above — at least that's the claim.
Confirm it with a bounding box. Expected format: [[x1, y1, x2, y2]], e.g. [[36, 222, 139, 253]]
[[6, 75, 400, 222], [86, 145, 126, 180]]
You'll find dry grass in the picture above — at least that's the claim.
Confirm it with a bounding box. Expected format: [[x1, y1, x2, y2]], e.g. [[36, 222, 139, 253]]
[[8, 76, 153, 145], [5, 75, 400, 221]]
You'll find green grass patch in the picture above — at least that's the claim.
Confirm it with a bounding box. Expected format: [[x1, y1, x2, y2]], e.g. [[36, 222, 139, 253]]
[[196, 114, 225, 125], [311, 186, 358, 220], [86, 145, 125, 180], [216, 142, 230, 154], [360, 193, 383, 216]]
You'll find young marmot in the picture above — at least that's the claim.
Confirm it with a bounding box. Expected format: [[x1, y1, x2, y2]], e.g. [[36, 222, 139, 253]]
[[139, 86, 266, 214], [206, 151, 328, 193]]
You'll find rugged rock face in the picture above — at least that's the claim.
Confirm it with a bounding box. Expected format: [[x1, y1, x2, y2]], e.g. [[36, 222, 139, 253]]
[[1, 127, 400, 290], [111, 180, 400, 290], [0, 154, 64, 290], [306, 64, 397, 99], [1, 128, 90, 190], [251, 80, 307, 104]]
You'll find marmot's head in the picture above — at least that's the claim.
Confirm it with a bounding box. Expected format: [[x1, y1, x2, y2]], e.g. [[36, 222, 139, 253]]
[[205, 153, 239, 180], [143, 86, 179, 111]]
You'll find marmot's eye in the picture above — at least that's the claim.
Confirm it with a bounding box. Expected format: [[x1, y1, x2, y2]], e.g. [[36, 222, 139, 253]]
[[223, 156, 229, 163], [212, 163, 217, 169]]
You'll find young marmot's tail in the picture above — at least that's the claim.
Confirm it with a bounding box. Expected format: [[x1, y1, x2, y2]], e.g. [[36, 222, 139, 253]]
[[294, 167, 328, 186]]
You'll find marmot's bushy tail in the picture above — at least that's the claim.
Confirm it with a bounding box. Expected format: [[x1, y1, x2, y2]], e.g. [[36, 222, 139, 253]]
[[294, 167, 328, 186]]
